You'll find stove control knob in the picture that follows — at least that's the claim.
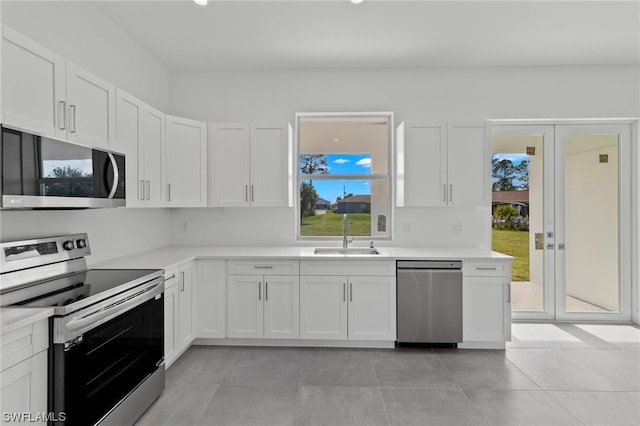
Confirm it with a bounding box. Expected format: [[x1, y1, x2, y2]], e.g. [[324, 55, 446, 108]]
[[63, 240, 75, 251], [76, 239, 87, 249]]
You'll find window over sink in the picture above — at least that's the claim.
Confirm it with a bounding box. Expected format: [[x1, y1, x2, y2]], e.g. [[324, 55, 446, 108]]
[[296, 113, 393, 240]]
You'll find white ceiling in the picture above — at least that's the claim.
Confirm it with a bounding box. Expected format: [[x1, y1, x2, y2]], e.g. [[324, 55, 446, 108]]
[[93, 0, 639, 70]]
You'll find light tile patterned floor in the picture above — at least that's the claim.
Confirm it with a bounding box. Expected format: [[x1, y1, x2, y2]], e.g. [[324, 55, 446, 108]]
[[136, 323, 640, 426]]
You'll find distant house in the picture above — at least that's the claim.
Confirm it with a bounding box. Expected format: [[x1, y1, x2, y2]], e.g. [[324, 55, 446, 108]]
[[314, 198, 330, 210], [336, 195, 371, 214], [492, 190, 529, 216]]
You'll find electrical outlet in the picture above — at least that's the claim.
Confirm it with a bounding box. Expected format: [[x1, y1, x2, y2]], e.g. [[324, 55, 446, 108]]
[[182, 220, 188, 232], [452, 223, 463, 233], [403, 224, 411, 232]]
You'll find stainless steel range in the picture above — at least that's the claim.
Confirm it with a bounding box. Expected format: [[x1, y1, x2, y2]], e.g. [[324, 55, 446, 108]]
[[0, 234, 165, 426]]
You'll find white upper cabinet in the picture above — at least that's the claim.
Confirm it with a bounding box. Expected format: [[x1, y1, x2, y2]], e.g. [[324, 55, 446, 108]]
[[208, 122, 291, 207], [2, 26, 115, 150], [115, 89, 144, 207], [1, 26, 65, 138], [165, 115, 207, 207], [208, 123, 250, 207], [141, 105, 166, 207], [249, 123, 290, 207], [396, 121, 490, 207], [65, 62, 116, 150]]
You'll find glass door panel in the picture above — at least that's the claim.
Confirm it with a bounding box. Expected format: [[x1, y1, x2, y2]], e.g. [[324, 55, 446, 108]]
[[555, 124, 631, 321], [491, 125, 555, 320]]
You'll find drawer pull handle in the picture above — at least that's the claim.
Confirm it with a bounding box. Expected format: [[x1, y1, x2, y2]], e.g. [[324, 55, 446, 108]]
[[164, 274, 176, 281], [254, 266, 274, 269], [476, 267, 498, 270]]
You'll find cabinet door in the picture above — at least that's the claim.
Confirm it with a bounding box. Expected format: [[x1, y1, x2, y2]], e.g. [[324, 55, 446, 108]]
[[208, 123, 250, 207], [115, 89, 144, 207], [178, 263, 195, 350], [463, 276, 506, 342], [264, 275, 299, 339], [250, 123, 288, 207], [348, 276, 396, 341], [164, 282, 179, 368], [142, 105, 165, 207], [447, 122, 490, 207], [166, 116, 207, 207], [1, 26, 66, 138], [0, 350, 47, 426], [300, 276, 347, 340], [396, 122, 447, 207], [228, 275, 263, 338], [195, 260, 226, 339], [65, 61, 116, 150]]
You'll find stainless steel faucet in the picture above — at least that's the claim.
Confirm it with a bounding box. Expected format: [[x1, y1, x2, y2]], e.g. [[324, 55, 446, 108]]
[[342, 214, 353, 248]]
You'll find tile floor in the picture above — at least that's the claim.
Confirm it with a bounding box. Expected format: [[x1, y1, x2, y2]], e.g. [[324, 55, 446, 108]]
[[135, 323, 640, 426]]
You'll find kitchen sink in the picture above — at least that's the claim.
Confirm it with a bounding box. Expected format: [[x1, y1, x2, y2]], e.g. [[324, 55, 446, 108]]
[[313, 247, 381, 255]]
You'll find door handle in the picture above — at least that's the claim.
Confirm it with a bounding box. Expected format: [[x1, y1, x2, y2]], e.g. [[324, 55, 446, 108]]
[[265, 282, 268, 301], [349, 283, 353, 302], [443, 185, 446, 202], [69, 104, 77, 133], [146, 181, 151, 200], [507, 283, 511, 303], [107, 152, 119, 199], [258, 282, 261, 301], [343, 283, 346, 302], [59, 101, 66, 130], [140, 180, 145, 201], [251, 185, 255, 202], [245, 185, 248, 202], [180, 271, 185, 291], [168, 183, 171, 202], [449, 184, 453, 202]]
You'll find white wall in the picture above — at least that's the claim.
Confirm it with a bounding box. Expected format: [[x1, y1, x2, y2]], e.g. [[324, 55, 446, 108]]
[[169, 65, 639, 247], [0, 2, 172, 262], [1, 1, 171, 111], [0, 209, 171, 266]]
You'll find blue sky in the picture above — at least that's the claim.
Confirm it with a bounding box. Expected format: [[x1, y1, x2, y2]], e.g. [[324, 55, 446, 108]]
[[301, 154, 372, 203]]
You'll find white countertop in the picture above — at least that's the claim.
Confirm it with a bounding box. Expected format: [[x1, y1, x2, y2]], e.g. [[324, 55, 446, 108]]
[[94, 245, 514, 270], [1, 307, 54, 335]]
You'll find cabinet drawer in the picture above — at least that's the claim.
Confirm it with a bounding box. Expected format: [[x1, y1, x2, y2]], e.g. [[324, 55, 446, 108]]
[[228, 259, 299, 275], [300, 260, 395, 276], [463, 261, 507, 277], [164, 267, 180, 289], [1, 319, 48, 372]]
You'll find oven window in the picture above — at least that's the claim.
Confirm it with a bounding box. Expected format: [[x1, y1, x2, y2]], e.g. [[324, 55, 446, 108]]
[[58, 295, 163, 425]]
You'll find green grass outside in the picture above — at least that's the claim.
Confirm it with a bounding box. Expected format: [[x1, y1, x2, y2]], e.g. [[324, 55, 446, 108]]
[[492, 228, 530, 281], [300, 211, 371, 236]]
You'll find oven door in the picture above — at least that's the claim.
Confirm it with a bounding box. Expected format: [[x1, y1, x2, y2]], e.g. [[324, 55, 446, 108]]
[[51, 285, 164, 425]]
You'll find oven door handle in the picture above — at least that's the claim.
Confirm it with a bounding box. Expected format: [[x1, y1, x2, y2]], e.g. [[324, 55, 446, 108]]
[[65, 280, 163, 332]]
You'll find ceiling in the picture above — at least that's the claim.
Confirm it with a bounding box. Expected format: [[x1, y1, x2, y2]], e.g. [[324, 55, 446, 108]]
[[93, 0, 640, 70]]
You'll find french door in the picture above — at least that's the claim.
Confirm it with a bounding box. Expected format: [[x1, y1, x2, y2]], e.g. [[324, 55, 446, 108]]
[[492, 122, 632, 321]]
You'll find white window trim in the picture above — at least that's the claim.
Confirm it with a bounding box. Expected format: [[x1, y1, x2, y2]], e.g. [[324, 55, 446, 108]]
[[295, 111, 395, 242]]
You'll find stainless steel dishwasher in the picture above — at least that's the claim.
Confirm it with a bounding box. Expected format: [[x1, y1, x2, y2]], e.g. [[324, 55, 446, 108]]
[[396, 260, 463, 346]]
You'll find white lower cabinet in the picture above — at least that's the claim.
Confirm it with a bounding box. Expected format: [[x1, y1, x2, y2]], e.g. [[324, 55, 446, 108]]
[[0, 319, 48, 426], [163, 261, 195, 368], [164, 276, 180, 367], [461, 261, 512, 347], [227, 260, 300, 339], [228, 274, 300, 339], [299, 275, 396, 341], [195, 260, 226, 339], [299, 260, 396, 342]]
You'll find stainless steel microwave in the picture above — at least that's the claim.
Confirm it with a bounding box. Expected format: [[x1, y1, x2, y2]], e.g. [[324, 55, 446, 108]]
[[1, 126, 125, 209]]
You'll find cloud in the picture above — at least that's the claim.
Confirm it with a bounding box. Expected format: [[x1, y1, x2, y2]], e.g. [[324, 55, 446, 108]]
[[356, 158, 371, 168], [333, 158, 350, 164]]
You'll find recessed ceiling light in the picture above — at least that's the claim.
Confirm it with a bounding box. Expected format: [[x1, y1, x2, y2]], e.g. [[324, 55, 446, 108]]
[[333, 139, 339, 142], [194, 0, 208, 6], [350, 0, 363, 4]]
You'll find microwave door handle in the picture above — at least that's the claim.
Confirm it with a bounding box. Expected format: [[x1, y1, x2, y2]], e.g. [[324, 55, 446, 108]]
[[107, 152, 119, 199]]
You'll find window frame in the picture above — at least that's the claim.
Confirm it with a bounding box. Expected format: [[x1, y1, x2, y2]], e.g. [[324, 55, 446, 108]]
[[295, 111, 395, 242]]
